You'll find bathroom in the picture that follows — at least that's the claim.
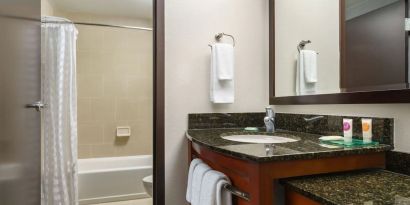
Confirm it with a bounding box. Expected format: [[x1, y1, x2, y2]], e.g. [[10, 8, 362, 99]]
[[1, 0, 410, 205]]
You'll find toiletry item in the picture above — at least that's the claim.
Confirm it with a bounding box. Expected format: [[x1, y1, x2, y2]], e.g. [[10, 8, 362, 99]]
[[362, 118, 372, 143], [244, 127, 259, 132], [343, 118, 353, 143], [319, 136, 344, 141]]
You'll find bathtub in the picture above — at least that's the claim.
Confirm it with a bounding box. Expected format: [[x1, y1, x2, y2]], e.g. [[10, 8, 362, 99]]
[[78, 155, 152, 205]]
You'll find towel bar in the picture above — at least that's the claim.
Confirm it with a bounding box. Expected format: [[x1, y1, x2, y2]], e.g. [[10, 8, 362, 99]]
[[223, 184, 250, 201]]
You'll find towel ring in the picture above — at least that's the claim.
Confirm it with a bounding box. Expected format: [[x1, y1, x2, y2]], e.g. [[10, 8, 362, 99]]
[[297, 40, 311, 52], [208, 32, 236, 48], [297, 40, 319, 54]]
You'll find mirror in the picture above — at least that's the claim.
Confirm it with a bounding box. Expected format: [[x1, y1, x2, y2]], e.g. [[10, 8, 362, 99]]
[[274, 0, 408, 97]]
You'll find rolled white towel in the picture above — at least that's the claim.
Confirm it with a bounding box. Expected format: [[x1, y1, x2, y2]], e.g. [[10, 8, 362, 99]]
[[191, 163, 211, 205], [186, 158, 204, 202], [199, 170, 230, 205], [216, 179, 232, 205]]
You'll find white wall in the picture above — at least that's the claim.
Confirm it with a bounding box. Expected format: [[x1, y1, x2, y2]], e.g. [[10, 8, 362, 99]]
[[165, 0, 269, 204], [274, 104, 410, 152], [275, 0, 340, 97]]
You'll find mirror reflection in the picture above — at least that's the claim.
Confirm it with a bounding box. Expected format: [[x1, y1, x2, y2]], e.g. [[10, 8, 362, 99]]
[[275, 0, 408, 97]]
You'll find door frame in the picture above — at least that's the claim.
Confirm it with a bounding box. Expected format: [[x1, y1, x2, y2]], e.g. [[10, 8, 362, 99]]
[[153, 0, 165, 204]]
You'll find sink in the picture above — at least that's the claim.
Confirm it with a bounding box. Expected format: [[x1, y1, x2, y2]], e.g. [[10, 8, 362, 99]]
[[222, 134, 299, 144]]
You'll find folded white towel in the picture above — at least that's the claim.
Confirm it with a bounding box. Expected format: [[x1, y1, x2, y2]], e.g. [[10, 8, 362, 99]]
[[191, 163, 211, 205], [296, 50, 317, 95], [213, 43, 234, 80], [199, 170, 231, 205], [186, 158, 204, 202], [210, 44, 234, 104], [216, 179, 232, 205], [302, 50, 318, 83]]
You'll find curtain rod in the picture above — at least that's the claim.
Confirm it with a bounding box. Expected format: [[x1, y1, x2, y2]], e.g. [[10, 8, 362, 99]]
[[42, 21, 153, 31]]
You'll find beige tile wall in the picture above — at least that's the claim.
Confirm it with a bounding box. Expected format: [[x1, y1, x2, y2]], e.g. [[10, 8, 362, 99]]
[[57, 12, 153, 158]]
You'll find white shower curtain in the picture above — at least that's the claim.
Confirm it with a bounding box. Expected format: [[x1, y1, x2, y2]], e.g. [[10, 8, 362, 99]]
[[41, 16, 78, 205]]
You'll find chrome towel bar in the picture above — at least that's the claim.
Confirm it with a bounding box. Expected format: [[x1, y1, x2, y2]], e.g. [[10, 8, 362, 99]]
[[223, 183, 250, 201]]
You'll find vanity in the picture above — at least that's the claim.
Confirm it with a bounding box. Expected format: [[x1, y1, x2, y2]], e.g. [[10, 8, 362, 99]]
[[186, 113, 393, 205], [187, 0, 410, 204]]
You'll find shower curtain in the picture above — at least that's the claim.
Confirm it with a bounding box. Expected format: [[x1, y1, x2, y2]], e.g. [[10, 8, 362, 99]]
[[41, 16, 78, 205]]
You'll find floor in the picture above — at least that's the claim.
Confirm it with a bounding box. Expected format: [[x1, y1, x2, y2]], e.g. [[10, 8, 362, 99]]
[[92, 198, 152, 205]]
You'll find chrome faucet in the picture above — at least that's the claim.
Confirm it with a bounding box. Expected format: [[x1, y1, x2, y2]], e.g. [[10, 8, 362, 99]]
[[264, 106, 275, 133]]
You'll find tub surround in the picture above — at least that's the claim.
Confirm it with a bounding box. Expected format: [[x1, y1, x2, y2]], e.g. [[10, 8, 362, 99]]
[[282, 169, 410, 205]]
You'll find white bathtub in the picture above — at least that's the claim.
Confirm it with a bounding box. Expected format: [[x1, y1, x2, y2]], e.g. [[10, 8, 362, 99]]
[[78, 155, 152, 205]]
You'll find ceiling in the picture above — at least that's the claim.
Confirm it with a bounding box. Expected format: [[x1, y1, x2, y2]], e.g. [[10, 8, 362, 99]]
[[50, 0, 153, 20]]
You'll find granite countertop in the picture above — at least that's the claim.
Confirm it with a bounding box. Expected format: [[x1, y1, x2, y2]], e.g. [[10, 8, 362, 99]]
[[282, 169, 410, 205], [186, 128, 392, 162]]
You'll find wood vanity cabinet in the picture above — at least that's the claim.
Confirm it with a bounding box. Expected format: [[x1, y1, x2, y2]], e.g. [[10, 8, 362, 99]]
[[188, 140, 386, 205], [284, 189, 321, 205]]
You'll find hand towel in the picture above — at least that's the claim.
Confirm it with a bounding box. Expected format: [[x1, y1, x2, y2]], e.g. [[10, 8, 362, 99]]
[[191, 163, 211, 205], [186, 158, 204, 202], [216, 179, 232, 205], [302, 50, 318, 83], [199, 170, 231, 205], [213, 43, 234, 80], [210, 44, 235, 104], [296, 50, 317, 95]]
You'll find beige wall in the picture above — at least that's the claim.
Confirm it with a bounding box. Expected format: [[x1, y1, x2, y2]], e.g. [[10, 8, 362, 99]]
[[44, 9, 154, 158], [41, 0, 54, 16], [165, 0, 269, 204], [72, 15, 152, 159], [275, 0, 340, 97], [75, 23, 152, 159]]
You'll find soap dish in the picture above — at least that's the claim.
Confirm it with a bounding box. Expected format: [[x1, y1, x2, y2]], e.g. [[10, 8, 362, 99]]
[[320, 138, 379, 148], [244, 127, 259, 132]]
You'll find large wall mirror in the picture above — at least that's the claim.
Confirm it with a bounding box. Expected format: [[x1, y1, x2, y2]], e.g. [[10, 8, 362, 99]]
[[270, 0, 410, 104]]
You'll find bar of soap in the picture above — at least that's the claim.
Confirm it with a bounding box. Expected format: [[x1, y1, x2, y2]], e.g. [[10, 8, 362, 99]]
[[319, 136, 343, 141], [244, 127, 259, 132]]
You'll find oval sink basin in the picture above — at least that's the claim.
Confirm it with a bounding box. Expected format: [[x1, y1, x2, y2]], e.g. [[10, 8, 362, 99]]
[[222, 135, 299, 144]]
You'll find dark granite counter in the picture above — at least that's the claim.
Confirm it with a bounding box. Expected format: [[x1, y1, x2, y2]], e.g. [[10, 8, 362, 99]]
[[282, 169, 410, 205], [186, 128, 392, 163]]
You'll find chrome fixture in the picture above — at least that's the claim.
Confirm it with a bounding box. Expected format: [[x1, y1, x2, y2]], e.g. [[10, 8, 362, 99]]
[[297, 40, 311, 52], [264, 106, 275, 133], [265, 144, 275, 156], [303, 115, 325, 123], [41, 21, 153, 31], [208, 32, 236, 48], [297, 40, 319, 54], [26, 101, 46, 112], [215, 33, 236, 46], [223, 184, 250, 201]]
